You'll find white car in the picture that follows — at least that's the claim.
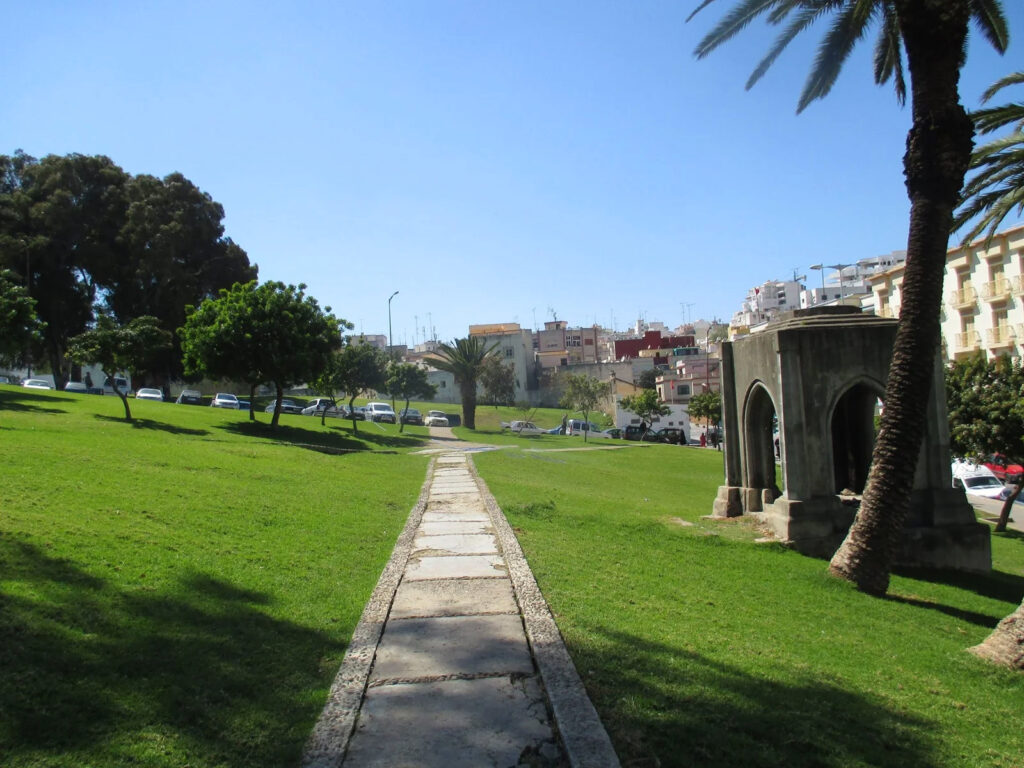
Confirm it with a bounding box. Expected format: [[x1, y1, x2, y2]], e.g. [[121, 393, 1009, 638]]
[[136, 388, 164, 401], [365, 402, 397, 423], [508, 420, 545, 435], [302, 398, 344, 417], [952, 460, 1007, 500], [210, 392, 240, 409], [424, 410, 450, 427], [64, 381, 88, 393], [21, 379, 53, 390]]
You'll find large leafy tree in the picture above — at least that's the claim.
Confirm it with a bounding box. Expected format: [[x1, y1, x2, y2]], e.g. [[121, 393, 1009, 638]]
[[180, 281, 345, 426], [0, 269, 44, 368], [560, 373, 610, 443], [945, 353, 1024, 531], [691, 0, 1009, 595], [386, 363, 438, 433], [479, 356, 516, 407], [67, 314, 171, 421], [99, 172, 257, 387], [430, 337, 499, 430], [0, 152, 128, 390], [689, 390, 723, 448], [954, 71, 1024, 244], [619, 389, 671, 438]]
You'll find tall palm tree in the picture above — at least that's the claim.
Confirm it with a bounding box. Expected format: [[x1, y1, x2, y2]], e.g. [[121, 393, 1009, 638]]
[[431, 336, 499, 430], [954, 72, 1024, 244], [690, 0, 1008, 595]]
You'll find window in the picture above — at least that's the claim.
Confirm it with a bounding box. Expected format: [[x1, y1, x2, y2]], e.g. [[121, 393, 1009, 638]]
[[504, 347, 514, 358], [677, 383, 691, 395]]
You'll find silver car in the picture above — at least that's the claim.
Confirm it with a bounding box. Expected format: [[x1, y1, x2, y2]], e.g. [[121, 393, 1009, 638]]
[[424, 410, 450, 427]]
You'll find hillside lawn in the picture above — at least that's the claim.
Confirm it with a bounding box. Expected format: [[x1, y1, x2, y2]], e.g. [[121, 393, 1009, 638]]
[[3, 387, 1023, 767]]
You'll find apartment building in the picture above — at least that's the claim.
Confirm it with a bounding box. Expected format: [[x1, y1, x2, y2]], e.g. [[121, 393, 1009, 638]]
[[467, 322, 536, 396], [730, 279, 804, 334], [535, 320, 600, 368], [869, 224, 1024, 361]]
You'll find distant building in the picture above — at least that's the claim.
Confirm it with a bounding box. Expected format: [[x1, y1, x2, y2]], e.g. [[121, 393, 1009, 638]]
[[535, 320, 600, 368], [613, 330, 696, 365], [801, 251, 907, 309], [730, 280, 804, 334], [870, 224, 1024, 361], [468, 322, 536, 398]]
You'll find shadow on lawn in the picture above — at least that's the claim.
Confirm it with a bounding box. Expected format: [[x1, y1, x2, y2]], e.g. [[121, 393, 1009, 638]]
[[93, 414, 210, 436], [578, 624, 937, 768], [218, 419, 427, 452], [0, 537, 341, 767], [0, 389, 69, 415]]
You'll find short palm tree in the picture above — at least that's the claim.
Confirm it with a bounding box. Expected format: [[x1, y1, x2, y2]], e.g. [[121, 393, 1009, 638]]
[[431, 337, 499, 430], [690, 0, 1008, 595], [954, 72, 1024, 245]]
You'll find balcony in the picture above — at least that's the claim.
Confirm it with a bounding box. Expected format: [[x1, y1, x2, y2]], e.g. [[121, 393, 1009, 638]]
[[954, 331, 980, 351], [877, 305, 897, 319], [986, 325, 1017, 348], [948, 286, 977, 310], [980, 277, 1012, 303], [1012, 274, 1024, 296]]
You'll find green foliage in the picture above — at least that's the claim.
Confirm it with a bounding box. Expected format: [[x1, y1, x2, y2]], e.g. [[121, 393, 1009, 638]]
[[637, 368, 659, 390], [331, 339, 389, 433], [946, 353, 1024, 462], [619, 388, 670, 429], [386, 363, 437, 432], [180, 281, 347, 426], [688, 391, 722, 426], [955, 71, 1024, 245], [559, 374, 610, 441], [479, 356, 516, 407], [431, 337, 499, 430], [0, 269, 44, 365], [67, 314, 171, 420]]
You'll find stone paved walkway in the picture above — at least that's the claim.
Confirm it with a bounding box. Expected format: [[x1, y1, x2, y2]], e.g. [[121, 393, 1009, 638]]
[[302, 451, 619, 768]]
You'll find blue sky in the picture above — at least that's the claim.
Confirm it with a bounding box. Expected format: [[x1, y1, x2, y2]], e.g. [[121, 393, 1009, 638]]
[[4, 1, 1022, 343]]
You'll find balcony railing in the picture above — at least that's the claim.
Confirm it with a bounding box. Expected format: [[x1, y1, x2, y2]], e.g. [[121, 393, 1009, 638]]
[[986, 325, 1017, 347], [948, 286, 977, 309], [954, 331, 980, 350], [877, 305, 897, 318], [1011, 274, 1024, 296], [980, 277, 1012, 302]]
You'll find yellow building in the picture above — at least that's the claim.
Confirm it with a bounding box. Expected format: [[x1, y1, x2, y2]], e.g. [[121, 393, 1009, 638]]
[[869, 224, 1024, 361]]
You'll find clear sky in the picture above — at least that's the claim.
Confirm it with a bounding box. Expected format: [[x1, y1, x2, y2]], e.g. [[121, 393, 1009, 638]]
[[4, 1, 1022, 344]]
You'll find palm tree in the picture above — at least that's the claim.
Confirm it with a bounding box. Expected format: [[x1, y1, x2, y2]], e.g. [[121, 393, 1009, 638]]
[[431, 337, 499, 430], [690, 0, 1008, 595], [954, 72, 1024, 245]]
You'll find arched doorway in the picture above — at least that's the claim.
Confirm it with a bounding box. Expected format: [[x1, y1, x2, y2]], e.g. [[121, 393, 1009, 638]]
[[744, 383, 781, 500], [830, 382, 881, 494]]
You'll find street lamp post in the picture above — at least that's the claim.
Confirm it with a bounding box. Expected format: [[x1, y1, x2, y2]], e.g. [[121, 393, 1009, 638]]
[[827, 264, 852, 304], [809, 264, 825, 304], [388, 290, 399, 412]]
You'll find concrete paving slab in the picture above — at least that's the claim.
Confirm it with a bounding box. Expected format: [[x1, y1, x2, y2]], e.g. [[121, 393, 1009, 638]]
[[418, 520, 492, 535], [405, 554, 507, 581], [413, 533, 498, 555], [370, 614, 534, 681], [390, 578, 517, 619], [421, 510, 490, 523], [343, 676, 560, 768]]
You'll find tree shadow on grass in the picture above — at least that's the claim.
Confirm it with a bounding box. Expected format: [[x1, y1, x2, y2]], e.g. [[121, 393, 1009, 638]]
[[0, 537, 342, 767], [218, 420, 428, 453], [93, 414, 210, 436], [891, 564, 1024, 604], [0, 389, 69, 415], [575, 623, 938, 768]]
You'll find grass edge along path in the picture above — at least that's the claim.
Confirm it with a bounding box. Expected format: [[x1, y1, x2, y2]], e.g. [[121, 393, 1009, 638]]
[[0, 387, 428, 768], [473, 446, 1024, 768]]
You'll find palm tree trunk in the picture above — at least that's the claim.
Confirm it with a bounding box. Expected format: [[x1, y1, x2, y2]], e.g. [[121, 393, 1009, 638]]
[[461, 380, 477, 430], [969, 596, 1024, 669], [829, 0, 975, 595]]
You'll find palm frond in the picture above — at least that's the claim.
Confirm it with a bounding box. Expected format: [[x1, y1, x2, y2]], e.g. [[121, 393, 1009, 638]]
[[972, 102, 1024, 135], [954, 128, 1024, 244], [747, 4, 833, 91], [980, 71, 1024, 103], [798, 0, 880, 112], [872, 3, 905, 105], [693, 0, 782, 59], [969, 0, 1010, 55]]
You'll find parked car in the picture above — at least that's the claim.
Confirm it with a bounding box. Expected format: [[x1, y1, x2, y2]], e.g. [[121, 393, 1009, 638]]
[[21, 378, 53, 390], [0, 375, 12, 384], [64, 381, 88, 393], [566, 419, 613, 438], [338, 405, 366, 420], [650, 427, 687, 445], [302, 398, 344, 417], [508, 420, 545, 435], [264, 399, 303, 414], [365, 402, 397, 423], [952, 460, 1009, 500], [424, 410, 450, 427], [211, 392, 239, 409], [103, 376, 131, 395], [983, 454, 1023, 485], [176, 389, 203, 405], [135, 387, 164, 401], [399, 408, 423, 425]]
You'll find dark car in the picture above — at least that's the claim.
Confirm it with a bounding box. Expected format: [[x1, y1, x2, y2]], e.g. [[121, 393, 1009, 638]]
[[651, 427, 686, 445], [624, 424, 649, 441], [400, 408, 423, 425], [176, 389, 203, 405]]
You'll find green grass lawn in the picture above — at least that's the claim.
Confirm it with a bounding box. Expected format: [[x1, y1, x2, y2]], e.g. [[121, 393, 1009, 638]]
[[473, 446, 1024, 768], [0, 386, 430, 768]]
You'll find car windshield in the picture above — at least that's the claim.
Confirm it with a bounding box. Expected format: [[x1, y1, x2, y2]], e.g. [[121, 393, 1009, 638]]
[[964, 477, 1002, 489], [139, 389, 160, 395], [218, 393, 237, 401], [429, 411, 445, 417]]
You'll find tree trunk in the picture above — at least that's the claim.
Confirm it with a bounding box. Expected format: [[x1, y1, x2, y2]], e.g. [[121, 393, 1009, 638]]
[[461, 380, 477, 430], [399, 397, 410, 433], [271, 383, 282, 427], [348, 394, 359, 434], [249, 383, 257, 421], [104, 368, 132, 420], [994, 484, 1021, 533], [969, 597, 1024, 669], [829, 0, 974, 595]]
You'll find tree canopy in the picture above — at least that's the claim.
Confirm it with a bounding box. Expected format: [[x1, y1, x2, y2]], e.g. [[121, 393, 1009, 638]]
[[330, 339, 389, 433], [637, 368, 660, 390], [559, 373, 610, 443], [67, 314, 171, 420], [479, 356, 516, 407], [619, 389, 670, 436], [430, 337, 498, 430], [386, 363, 437, 433], [0, 269, 44, 368]]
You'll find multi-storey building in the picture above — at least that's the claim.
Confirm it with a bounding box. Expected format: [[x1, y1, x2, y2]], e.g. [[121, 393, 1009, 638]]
[[467, 322, 537, 397], [869, 224, 1024, 361], [535, 320, 600, 368], [730, 280, 804, 334], [801, 251, 907, 308]]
